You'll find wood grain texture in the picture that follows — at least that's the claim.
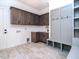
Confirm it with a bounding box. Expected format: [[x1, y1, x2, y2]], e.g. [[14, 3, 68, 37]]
[[10, 7, 49, 25], [40, 13, 49, 25], [31, 32, 49, 43]]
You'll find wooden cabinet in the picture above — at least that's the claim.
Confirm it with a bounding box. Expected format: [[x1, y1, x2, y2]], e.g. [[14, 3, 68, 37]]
[[31, 32, 49, 43], [10, 7, 40, 25], [30, 13, 40, 25], [40, 13, 49, 25], [39, 32, 49, 43], [10, 7, 49, 25], [33, 15, 40, 25], [11, 7, 21, 24], [31, 32, 39, 43]]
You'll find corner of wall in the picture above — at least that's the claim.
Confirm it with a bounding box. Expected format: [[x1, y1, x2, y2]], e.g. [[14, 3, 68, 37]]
[[39, 7, 49, 15]]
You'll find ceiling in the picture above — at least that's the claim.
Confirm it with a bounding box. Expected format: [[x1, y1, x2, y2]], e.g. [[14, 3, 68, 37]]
[[18, 0, 49, 10]]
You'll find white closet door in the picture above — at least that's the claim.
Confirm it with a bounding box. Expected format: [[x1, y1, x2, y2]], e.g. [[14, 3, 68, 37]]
[[51, 8, 61, 43], [60, 4, 73, 45], [0, 8, 7, 49], [61, 18, 72, 45], [60, 4, 73, 19]]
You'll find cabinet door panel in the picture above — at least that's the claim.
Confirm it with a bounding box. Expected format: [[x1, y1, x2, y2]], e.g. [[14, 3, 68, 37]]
[[34, 15, 40, 25], [40, 15, 44, 25], [51, 8, 60, 20], [39, 33, 48, 43], [44, 13, 49, 25], [11, 7, 25, 25], [40, 13, 49, 25], [20, 11, 27, 25], [18, 10, 23, 25], [25, 12, 31, 25], [60, 4, 73, 45], [11, 7, 20, 24], [11, 7, 40, 25], [52, 20, 61, 43], [61, 18, 72, 45], [51, 9, 61, 43], [43, 33, 49, 43], [60, 4, 73, 19], [31, 32, 37, 42]]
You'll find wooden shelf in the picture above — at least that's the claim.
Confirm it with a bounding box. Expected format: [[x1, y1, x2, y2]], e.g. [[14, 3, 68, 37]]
[[74, 5, 79, 9], [74, 17, 79, 19], [74, 0, 79, 38], [74, 27, 79, 29]]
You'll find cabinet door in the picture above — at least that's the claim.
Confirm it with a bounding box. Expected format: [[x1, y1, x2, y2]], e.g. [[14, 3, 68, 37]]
[[31, 32, 37, 42], [0, 8, 7, 49], [20, 11, 28, 25], [29, 13, 34, 25], [40, 15, 44, 25], [51, 9, 61, 43], [52, 19, 61, 43], [60, 4, 73, 45], [43, 13, 49, 25], [19, 10, 24, 25], [10, 7, 32, 25], [40, 13, 49, 25], [61, 17, 72, 45], [34, 15, 40, 25], [42, 33, 49, 43], [31, 32, 40, 42], [11, 8, 18, 24], [23, 12, 30, 25], [51, 8, 60, 20], [26, 12, 31, 25], [60, 4, 73, 19], [39, 32, 49, 43], [11, 7, 21, 24]]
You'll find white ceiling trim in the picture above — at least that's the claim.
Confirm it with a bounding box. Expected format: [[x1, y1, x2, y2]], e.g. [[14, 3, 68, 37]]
[[10, 0, 49, 15], [18, 0, 49, 10], [39, 7, 49, 15], [11, 0, 40, 15], [0, 0, 49, 15]]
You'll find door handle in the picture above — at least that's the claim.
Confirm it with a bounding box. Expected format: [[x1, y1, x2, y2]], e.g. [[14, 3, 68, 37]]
[[61, 17, 63, 19], [4, 32, 7, 34], [4, 29, 7, 34]]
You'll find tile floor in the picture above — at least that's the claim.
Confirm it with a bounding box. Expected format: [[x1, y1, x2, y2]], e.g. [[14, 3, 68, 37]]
[[0, 42, 69, 59]]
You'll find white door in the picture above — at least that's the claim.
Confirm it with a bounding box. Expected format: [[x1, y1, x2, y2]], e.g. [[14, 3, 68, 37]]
[[0, 7, 7, 49], [60, 4, 73, 45], [51, 8, 61, 43], [61, 18, 72, 45], [60, 4, 73, 19]]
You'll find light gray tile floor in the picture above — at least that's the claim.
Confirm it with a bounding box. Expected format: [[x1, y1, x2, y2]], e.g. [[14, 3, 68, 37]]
[[0, 42, 69, 59]]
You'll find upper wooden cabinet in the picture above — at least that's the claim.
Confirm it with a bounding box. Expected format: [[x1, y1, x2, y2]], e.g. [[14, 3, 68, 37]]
[[10, 7, 49, 25], [40, 13, 49, 25], [33, 15, 40, 25], [11, 7, 20, 25]]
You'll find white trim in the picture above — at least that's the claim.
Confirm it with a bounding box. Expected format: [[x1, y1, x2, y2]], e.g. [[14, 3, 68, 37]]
[[11, 0, 49, 15]]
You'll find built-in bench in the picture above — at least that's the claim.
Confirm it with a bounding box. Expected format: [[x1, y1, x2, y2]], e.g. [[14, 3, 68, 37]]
[[47, 39, 71, 51], [67, 46, 79, 59], [67, 38, 79, 59]]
